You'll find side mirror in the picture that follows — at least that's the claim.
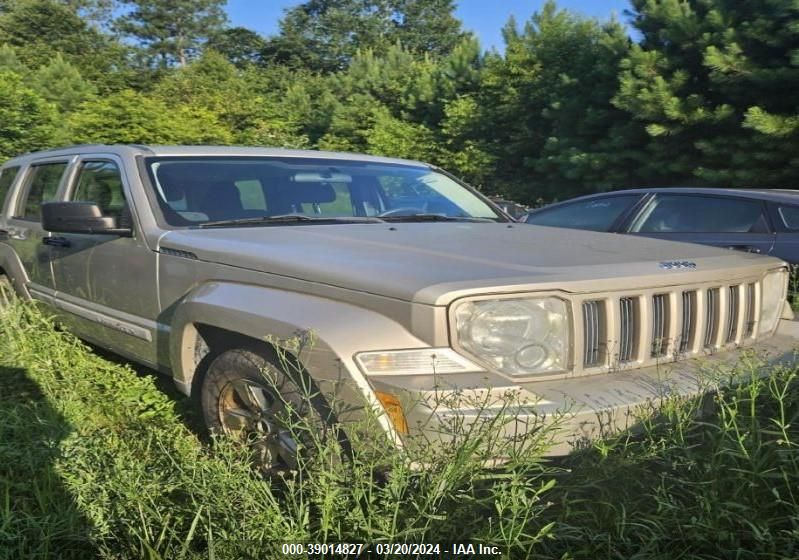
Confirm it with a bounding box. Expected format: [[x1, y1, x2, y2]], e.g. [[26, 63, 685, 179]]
[[41, 202, 132, 236]]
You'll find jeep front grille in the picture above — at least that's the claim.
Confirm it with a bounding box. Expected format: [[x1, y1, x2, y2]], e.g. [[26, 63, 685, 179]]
[[680, 291, 696, 353], [704, 288, 720, 348], [575, 277, 762, 372], [618, 297, 638, 363], [726, 285, 740, 343], [582, 300, 605, 367], [744, 283, 757, 337], [651, 294, 669, 357]]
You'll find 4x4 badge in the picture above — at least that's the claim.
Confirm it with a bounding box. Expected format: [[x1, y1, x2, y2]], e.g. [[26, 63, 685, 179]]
[[659, 261, 697, 270]]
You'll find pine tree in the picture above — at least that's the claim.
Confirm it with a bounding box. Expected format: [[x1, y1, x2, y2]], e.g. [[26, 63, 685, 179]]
[[31, 53, 96, 113], [615, 0, 799, 186], [473, 2, 639, 202], [264, 0, 467, 72], [115, 0, 227, 67]]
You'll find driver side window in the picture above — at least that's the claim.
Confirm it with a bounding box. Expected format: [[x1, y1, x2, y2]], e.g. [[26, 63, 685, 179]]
[[72, 161, 127, 220]]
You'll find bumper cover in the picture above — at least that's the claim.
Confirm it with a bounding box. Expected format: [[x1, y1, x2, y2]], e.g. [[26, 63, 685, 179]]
[[370, 320, 799, 456]]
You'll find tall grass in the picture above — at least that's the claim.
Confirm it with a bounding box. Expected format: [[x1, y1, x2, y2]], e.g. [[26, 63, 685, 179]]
[[1, 298, 799, 558]]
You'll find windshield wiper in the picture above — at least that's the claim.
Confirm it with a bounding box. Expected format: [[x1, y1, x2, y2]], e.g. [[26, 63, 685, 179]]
[[198, 214, 384, 228], [380, 213, 496, 223]]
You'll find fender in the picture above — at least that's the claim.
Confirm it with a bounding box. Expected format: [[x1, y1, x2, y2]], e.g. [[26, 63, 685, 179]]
[[0, 243, 31, 299], [169, 281, 431, 437]]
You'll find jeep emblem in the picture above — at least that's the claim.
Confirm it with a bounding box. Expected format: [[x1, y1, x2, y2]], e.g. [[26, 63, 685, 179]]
[[659, 261, 697, 270]]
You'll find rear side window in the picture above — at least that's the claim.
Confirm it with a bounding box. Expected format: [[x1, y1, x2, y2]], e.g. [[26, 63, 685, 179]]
[[630, 194, 768, 233], [777, 205, 799, 230], [525, 195, 640, 231], [72, 161, 126, 219], [0, 166, 20, 211], [16, 162, 68, 221]]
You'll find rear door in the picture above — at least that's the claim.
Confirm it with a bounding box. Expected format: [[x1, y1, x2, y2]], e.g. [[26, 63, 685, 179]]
[[4, 159, 72, 300], [766, 202, 799, 264], [625, 193, 776, 256]]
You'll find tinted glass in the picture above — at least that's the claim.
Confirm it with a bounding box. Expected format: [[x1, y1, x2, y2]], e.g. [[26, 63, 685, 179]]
[[630, 195, 768, 233], [18, 163, 67, 220], [777, 205, 799, 230], [525, 195, 640, 231], [146, 157, 501, 226], [72, 161, 126, 219], [0, 166, 20, 211]]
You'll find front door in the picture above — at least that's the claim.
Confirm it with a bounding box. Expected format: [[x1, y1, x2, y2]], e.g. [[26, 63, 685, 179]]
[[625, 193, 777, 256], [50, 157, 160, 367]]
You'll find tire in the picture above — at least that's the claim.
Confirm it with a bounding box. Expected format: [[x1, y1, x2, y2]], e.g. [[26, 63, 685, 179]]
[[200, 345, 336, 472]]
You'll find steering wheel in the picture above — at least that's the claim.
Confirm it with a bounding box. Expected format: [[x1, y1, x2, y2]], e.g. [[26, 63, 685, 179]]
[[377, 207, 425, 217]]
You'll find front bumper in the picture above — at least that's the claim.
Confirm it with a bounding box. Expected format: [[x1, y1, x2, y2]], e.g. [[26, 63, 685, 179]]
[[368, 319, 799, 456]]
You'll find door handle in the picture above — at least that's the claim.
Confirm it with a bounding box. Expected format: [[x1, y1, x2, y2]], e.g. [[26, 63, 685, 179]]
[[43, 236, 71, 248], [727, 245, 761, 254]]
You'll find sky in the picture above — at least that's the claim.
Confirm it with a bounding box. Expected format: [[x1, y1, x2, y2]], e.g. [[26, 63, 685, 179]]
[[225, 0, 635, 52]]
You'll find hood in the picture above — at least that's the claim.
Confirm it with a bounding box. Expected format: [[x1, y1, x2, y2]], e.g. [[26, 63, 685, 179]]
[[158, 223, 783, 305]]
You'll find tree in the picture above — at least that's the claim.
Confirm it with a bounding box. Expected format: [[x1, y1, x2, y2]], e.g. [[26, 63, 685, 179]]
[[31, 53, 96, 113], [614, 0, 799, 186], [265, 0, 467, 72], [472, 2, 639, 202], [66, 89, 232, 144], [206, 27, 269, 68], [0, 71, 57, 159], [0, 0, 134, 91], [115, 0, 227, 66]]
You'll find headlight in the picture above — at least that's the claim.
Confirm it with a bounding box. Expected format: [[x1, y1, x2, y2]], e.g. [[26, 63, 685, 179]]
[[453, 297, 570, 376], [761, 268, 788, 335]]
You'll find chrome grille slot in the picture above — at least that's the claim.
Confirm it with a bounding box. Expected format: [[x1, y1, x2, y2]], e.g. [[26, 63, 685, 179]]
[[582, 300, 605, 367], [726, 285, 740, 343], [651, 294, 670, 357], [680, 291, 696, 352], [744, 283, 756, 338], [704, 288, 720, 348], [618, 297, 638, 362]]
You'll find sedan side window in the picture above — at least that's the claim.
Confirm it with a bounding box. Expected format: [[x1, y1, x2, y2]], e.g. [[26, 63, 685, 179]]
[[525, 195, 640, 231], [16, 162, 68, 221], [630, 195, 768, 233], [72, 161, 127, 219], [777, 205, 799, 230]]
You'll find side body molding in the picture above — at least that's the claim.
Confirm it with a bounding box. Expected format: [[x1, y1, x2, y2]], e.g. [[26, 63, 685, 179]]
[[168, 282, 430, 436]]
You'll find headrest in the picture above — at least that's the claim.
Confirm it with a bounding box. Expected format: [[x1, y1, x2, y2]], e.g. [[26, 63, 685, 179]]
[[294, 182, 336, 204]]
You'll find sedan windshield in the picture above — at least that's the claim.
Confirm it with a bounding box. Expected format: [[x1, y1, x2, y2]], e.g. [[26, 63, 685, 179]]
[[145, 156, 503, 227]]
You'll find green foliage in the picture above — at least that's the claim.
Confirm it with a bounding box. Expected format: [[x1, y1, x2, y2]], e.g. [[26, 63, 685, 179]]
[[116, 0, 227, 66], [31, 53, 96, 113], [473, 2, 640, 201], [206, 27, 269, 68], [0, 71, 57, 160], [616, 0, 799, 186], [0, 0, 797, 200], [65, 89, 231, 144], [265, 0, 467, 72]]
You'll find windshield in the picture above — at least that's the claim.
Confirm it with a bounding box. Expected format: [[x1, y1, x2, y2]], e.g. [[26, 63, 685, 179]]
[[145, 156, 503, 227]]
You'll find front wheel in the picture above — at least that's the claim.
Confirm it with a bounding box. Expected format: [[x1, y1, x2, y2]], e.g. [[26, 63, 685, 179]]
[[200, 346, 334, 472]]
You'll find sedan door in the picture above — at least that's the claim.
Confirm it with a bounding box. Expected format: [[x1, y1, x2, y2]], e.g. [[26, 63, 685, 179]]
[[766, 202, 799, 264], [524, 193, 645, 232], [624, 193, 776, 256]]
